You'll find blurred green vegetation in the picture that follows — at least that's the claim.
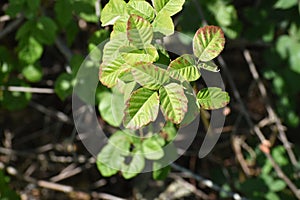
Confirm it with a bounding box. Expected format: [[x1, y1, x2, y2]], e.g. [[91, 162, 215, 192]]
[[0, 0, 300, 199]]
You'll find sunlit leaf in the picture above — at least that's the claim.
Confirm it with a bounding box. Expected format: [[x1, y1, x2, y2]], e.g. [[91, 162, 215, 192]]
[[127, 14, 153, 49], [198, 61, 220, 72], [196, 87, 229, 110], [180, 81, 200, 126], [152, 0, 185, 16], [152, 11, 174, 37], [168, 54, 200, 81], [99, 57, 129, 88], [103, 34, 129, 63], [131, 62, 169, 90], [120, 44, 158, 65], [111, 21, 127, 38], [22, 64, 43, 83], [100, 0, 128, 26], [124, 88, 159, 129], [127, 1, 155, 22], [193, 26, 225, 62], [159, 83, 188, 124]]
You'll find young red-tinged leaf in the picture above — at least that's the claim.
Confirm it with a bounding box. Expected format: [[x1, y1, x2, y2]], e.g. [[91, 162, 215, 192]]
[[159, 83, 188, 124], [168, 54, 200, 82], [123, 88, 159, 129], [131, 62, 169, 90], [193, 26, 225, 62], [197, 87, 230, 110], [127, 14, 153, 49]]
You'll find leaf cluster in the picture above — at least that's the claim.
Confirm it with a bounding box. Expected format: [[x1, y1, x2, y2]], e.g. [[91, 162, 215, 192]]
[[97, 0, 229, 179]]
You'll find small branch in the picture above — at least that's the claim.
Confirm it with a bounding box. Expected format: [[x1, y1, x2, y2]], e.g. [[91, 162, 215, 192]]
[[95, 0, 102, 29], [171, 163, 248, 200], [0, 15, 24, 39], [169, 173, 211, 199], [243, 49, 298, 167], [0, 86, 55, 94], [232, 136, 253, 176], [265, 153, 300, 199], [0, 15, 10, 22], [55, 37, 73, 63], [29, 101, 72, 124]]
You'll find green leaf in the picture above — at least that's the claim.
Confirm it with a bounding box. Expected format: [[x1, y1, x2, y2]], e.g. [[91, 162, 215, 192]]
[[5, 0, 25, 17], [127, 14, 153, 49], [97, 144, 124, 176], [122, 82, 137, 103], [16, 20, 35, 40], [180, 81, 200, 126], [121, 150, 145, 179], [73, 0, 98, 22], [88, 29, 110, 46], [274, 0, 297, 9], [198, 61, 219, 72], [70, 54, 85, 76], [193, 26, 225, 62], [154, 44, 171, 66], [100, 57, 129, 88], [123, 88, 159, 129], [127, 1, 155, 22], [131, 62, 169, 90], [269, 180, 286, 192], [167, 54, 200, 81], [54, 0, 73, 27], [1, 79, 31, 111], [272, 146, 289, 166], [18, 37, 43, 64], [120, 44, 158, 65], [109, 131, 131, 156], [159, 83, 188, 124], [196, 87, 230, 110], [152, 0, 185, 16], [111, 21, 127, 38], [103, 35, 129, 63], [98, 91, 124, 127], [161, 121, 177, 141], [265, 192, 280, 200], [153, 162, 170, 180], [54, 73, 74, 100], [289, 43, 300, 74], [276, 35, 292, 59], [100, 0, 128, 26], [152, 11, 174, 37], [22, 64, 42, 83], [142, 136, 164, 160], [34, 17, 57, 45]]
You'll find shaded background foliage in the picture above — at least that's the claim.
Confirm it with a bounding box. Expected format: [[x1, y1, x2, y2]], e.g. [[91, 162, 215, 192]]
[[0, 0, 300, 199]]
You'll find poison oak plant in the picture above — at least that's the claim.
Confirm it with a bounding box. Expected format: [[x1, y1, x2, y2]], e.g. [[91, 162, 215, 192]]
[[96, 0, 230, 179]]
